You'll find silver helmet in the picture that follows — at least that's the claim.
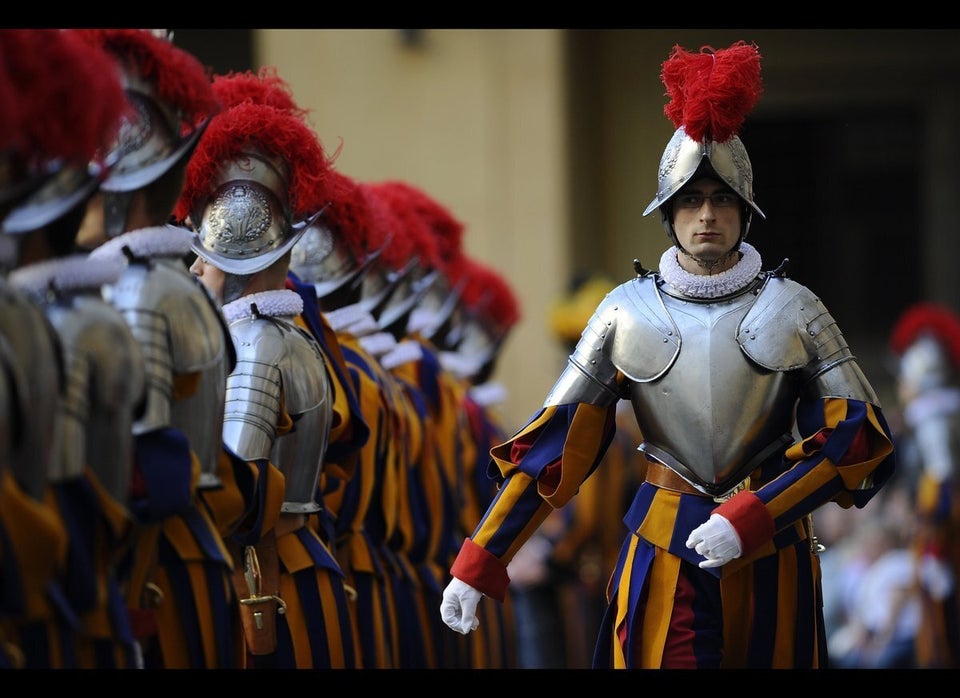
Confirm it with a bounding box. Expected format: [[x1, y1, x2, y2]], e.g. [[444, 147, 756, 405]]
[[642, 126, 764, 222], [100, 76, 208, 196], [190, 150, 314, 275], [289, 219, 384, 301], [93, 30, 214, 196]]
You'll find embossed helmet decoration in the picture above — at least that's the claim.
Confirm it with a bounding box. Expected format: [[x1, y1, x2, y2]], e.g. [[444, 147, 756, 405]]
[[176, 96, 334, 275]]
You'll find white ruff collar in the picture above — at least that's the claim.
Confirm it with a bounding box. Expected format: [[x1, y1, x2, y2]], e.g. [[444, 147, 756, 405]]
[[658, 241, 762, 299], [222, 289, 304, 324], [10, 253, 125, 298], [325, 302, 379, 336], [89, 225, 195, 262]]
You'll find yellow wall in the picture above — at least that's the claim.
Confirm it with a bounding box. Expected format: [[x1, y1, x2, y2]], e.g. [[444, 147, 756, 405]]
[[258, 29, 570, 427]]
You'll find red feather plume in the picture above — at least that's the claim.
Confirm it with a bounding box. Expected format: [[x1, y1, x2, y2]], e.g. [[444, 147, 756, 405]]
[[359, 182, 411, 271], [365, 181, 439, 272], [74, 29, 219, 129], [1, 29, 127, 165], [376, 181, 463, 271], [212, 66, 307, 117], [174, 101, 334, 223], [319, 169, 390, 261], [660, 41, 762, 144], [460, 256, 521, 330], [890, 302, 960, 370]]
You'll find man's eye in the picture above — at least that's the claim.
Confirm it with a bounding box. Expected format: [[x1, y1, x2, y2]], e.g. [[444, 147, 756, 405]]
[[714, 194, 736, 205]]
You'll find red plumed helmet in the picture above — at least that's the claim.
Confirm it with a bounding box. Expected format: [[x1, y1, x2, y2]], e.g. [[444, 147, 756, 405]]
[[643, 40, 765, 226], [0, 29, 128, 231], [890, 302, 960, 370], [1, 29, 126, 168], [72, 29, 219, 195], [461, 256, 521, 331], [364, 180, 437, 272], [317, 169, 386, 261], [180, 101, 336, 275]]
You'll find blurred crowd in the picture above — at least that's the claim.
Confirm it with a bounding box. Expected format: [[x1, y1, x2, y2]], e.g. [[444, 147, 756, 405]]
[[813, 302, 960, 669]]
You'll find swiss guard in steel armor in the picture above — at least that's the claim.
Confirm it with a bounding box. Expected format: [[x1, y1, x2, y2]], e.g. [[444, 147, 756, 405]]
[[74, 29, 240, 670], [0, 28, 138, 669], [440, 40, 896, 669], [183, 93, 357, 669]]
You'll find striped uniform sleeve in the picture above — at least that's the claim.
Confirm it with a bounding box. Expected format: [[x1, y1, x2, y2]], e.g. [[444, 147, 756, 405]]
[[714, 396, 896, 558], [450, 401, 617, 601]]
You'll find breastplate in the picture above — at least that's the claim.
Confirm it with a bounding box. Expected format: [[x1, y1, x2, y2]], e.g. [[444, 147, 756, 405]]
[[626, 284, 798, 492]]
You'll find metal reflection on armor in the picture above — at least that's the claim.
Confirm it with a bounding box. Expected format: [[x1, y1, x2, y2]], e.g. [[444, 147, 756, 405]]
[[100, 77, 207, 196], [0, 281, 62, 500], [103, 257, 229, 488], [544, 274, 878, 496], [223, 311, 332, 514], [289, 222, 365, 300], [191, 153, 309, 276], [642, 127, 764, 220], [45, 293, 145, 501]]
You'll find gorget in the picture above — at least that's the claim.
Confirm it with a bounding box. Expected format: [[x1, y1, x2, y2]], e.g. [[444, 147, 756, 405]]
[[658, 241, 762, 299], [222, 289, 303, 324]]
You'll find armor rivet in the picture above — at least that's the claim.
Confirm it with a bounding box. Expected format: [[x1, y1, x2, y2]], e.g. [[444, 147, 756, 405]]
[[809, 330, 815, 336], [751, 335, 756, 340], [662, 338, 668, 343], [590, 359, 596, 364]]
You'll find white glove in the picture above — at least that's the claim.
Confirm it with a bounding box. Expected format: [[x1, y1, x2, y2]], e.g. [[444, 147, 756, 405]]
[[685, 514, 743, 569], [440, 577, 482, 634]]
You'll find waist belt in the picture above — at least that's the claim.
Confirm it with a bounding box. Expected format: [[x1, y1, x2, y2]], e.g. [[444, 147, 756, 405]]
[[644, 460, 751, 503], [640, 432, 793, 499]]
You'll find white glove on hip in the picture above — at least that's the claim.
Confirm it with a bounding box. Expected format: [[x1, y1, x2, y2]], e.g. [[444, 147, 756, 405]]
[[440, 576, 482, 634], [686, 514, 743, 569]]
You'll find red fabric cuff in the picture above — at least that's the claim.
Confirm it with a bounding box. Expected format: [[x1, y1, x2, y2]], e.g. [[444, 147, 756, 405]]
[[713, 491, 774, 558], [450, 538, 510, 603]]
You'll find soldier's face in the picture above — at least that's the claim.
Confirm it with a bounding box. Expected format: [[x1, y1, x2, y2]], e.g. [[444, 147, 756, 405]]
[[671, 178, 742, 274], [190, 255, 226, 305]]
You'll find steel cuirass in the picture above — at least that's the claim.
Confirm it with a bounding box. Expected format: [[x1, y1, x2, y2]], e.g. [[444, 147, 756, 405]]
[[544, 273, 879, 496], [45, 293, 145, 501], [0, 279, 63, 500], [10, 255, 146, 501], [221, 290, 333, 514], [103, 255, 230, 489]]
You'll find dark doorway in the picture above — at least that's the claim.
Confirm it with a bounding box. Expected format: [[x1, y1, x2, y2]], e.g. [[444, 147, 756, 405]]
[[171, 29, 254, 76], [745, 107, 922, 385]]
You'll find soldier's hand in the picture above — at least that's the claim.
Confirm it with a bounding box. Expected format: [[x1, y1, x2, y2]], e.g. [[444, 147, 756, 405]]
[[440, 577, 482, 634], [686, 514, 742, 568]]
